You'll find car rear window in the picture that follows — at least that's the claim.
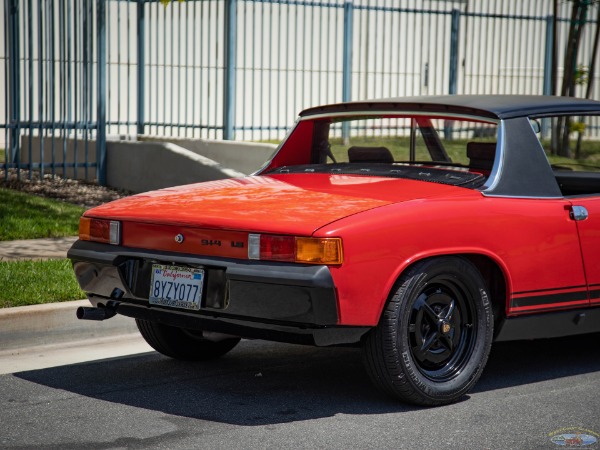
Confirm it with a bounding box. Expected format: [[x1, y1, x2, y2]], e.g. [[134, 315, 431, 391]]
[[267, 114, 499, 188]]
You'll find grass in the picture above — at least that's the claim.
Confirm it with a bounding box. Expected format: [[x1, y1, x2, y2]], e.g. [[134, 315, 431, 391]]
[[0, 188, 86, 307], [0, 187, 84, 241], [0, 259, 85, 308], [326, 135, 600, 170], [329, 136, 477, 164]]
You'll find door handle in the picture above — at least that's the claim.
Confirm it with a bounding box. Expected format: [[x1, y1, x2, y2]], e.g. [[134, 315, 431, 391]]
[[570, 206, 589, 221]]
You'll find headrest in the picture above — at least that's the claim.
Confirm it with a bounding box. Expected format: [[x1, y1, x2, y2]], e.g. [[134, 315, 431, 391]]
[[466, 142, 496, 161], [348, 146, 394, 163]]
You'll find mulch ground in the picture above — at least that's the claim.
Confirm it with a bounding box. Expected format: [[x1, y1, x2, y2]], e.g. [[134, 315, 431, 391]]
[[0, 169, 130, 208]]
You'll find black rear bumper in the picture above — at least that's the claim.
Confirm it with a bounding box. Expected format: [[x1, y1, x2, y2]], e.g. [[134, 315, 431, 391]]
[[68, 240, 369, 346]]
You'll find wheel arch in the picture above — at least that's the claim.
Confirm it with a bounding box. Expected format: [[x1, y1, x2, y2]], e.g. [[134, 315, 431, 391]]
[[379, 251, 510, 331]]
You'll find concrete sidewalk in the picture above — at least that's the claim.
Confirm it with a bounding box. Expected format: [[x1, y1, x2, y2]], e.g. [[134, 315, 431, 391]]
[[0, 236, 77, 261], [0, 237, 138, 351]]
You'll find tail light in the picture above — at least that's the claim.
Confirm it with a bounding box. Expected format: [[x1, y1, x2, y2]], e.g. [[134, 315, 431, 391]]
[[248, 234, 343, 265], [79, 217, 120, 245]]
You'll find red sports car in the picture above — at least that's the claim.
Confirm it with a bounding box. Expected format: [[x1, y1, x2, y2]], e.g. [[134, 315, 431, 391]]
[[69, 95, 600, 405]]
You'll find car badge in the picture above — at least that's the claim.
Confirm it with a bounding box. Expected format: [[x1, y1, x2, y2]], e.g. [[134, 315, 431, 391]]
[[174, 233, 185, 244], [441, 322, 451, 334]]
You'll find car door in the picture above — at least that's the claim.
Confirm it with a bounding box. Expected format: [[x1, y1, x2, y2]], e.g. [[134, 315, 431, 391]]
[[570, 197, 600, 305]]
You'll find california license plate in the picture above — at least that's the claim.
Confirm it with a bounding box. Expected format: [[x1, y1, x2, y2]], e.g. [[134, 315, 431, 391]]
[[149, 264, 204, 310]]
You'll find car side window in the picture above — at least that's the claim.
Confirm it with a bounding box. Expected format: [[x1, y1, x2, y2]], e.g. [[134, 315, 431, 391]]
[[531, 115, 600, 196]]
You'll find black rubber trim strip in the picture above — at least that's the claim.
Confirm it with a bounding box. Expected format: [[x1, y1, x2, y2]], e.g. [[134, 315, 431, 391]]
[[495, 307, 600, 342], [512, 285, 587, 295], [511, 290, 589, 308]]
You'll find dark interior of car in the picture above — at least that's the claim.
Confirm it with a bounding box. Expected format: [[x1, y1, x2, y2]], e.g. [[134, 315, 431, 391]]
[[554, 171, 600, 196]]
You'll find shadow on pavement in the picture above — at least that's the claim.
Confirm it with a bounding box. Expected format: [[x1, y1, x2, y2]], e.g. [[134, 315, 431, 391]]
[[15, 340, 412, 425], [475, 332, 600, 393], [13, 333, 600, 425]]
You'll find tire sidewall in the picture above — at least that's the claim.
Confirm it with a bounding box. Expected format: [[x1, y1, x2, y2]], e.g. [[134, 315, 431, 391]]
[[392, 257, 493, 403]]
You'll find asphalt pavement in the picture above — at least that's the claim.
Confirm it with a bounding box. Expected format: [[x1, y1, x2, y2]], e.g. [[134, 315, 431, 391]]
[[1, 335, 600, 449]]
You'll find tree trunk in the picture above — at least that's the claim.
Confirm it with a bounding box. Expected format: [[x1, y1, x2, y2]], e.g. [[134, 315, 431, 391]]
[[553, 1, 579, 156], [575, 3, 600, 159], [557, 1, 588, 158], [550, 0, 559, 155]]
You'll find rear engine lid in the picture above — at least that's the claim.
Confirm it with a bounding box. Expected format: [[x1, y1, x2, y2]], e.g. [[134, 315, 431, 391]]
[[85, 174, 466, 235]]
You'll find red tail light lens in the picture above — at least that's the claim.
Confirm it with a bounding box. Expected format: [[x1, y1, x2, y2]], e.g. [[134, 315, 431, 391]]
[[260, 235, 295, 261]]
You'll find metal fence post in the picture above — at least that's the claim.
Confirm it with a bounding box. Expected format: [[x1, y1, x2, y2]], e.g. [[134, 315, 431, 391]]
[[542, 14, 554, 139], [97, 0, 107, 185], [223, 0, 236, 140], [543, 15, 554, 96], [7, 0, 21, 168], [342, 1, 353, 103], [449, 9, 460, 96], [342, 0, 353, 141], [137, 0, 146, 136], [445, 8, 460, 140]]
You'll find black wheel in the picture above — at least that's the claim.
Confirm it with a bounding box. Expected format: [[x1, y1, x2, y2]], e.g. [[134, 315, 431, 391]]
[[136, 319, 241, 361], [362, 256, 493, 406]]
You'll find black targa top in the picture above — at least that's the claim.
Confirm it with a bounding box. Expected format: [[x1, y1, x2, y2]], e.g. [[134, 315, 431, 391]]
[[298, 95, 600, 198], [299, 95, 600, 120]]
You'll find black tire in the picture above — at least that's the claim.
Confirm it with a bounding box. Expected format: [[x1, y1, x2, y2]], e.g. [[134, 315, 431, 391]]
[[362, 256, 493, 406], [136, 319, 241, 361]]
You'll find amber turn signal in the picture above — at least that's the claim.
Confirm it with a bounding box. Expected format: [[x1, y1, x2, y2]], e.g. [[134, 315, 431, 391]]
[[295, 237, 343, 264]]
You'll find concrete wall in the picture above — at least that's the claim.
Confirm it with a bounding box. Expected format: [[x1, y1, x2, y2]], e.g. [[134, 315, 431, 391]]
[[19, 135, 278, 192], [106, 141, 249, 193], [138, 136, 277, 175], [20, 136, 97, 182]]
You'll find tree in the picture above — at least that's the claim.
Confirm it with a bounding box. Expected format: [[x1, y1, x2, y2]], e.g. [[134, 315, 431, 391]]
[[552, 0, 599, 158], [575, 4, 600, 157], [159, 0, 184, 6]]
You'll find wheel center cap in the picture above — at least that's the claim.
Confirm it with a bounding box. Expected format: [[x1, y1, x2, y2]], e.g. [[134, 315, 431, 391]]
[[441, 321, 452, 334]]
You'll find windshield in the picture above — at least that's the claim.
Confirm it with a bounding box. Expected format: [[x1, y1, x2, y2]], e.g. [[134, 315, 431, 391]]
[[267, 115, 499, 189]]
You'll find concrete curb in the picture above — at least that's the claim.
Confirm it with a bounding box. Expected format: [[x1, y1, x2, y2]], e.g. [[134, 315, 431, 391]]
[[0, 300, 139, 351]]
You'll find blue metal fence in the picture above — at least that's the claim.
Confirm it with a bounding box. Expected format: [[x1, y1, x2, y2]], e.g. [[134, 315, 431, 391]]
[[2, 0, 600, 185], [2, 0, 105, 183]]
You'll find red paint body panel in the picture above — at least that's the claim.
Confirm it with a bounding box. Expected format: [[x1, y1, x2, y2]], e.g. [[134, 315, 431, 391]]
[[122, 222, 249, 259], [85, 174, 460, 235], [316, 194, 587, 325], [267, 120, 313, 169]]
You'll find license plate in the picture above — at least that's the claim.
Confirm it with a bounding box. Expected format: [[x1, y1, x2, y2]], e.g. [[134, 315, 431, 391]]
[[149, 264, 204, 311]]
